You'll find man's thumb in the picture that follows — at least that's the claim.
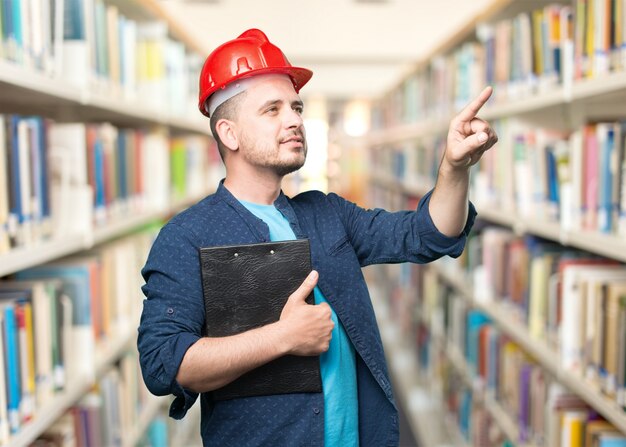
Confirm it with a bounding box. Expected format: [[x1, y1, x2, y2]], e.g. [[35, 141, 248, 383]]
[[470, 131, 488, 148], [289, 270, 318, 303]]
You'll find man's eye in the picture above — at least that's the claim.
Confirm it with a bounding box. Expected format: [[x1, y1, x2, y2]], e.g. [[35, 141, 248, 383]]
[[266, 106, 278, 113], [294, 107, 303, 114]]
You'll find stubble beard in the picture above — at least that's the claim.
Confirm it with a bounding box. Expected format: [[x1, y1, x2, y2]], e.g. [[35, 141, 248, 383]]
[[240, 131, 308, 177]]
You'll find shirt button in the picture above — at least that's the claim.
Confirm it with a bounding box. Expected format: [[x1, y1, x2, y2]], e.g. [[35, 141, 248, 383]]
[[166, 308, 174, 315], [313, 407, 320, 415]]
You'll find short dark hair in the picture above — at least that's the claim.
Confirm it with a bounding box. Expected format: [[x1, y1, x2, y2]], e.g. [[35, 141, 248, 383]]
[[209, 91, 247, 161]]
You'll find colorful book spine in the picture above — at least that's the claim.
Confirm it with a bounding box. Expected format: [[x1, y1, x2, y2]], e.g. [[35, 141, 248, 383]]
[[4, 304, 20, 434]]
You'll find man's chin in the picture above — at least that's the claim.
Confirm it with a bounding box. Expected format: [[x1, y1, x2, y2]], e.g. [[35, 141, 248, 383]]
[[274, 160, 305, 177]]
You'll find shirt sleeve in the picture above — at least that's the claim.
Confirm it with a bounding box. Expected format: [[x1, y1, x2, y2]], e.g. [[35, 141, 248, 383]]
[[137, 222, 204, 419], [326, 189, 477, 267]]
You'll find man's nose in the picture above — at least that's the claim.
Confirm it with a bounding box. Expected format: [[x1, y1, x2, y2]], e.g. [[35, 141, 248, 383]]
[[285, 108, 304, 128]]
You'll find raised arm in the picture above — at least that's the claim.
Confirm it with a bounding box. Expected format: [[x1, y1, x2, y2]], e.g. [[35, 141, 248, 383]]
[[429, 86, 498, 236]]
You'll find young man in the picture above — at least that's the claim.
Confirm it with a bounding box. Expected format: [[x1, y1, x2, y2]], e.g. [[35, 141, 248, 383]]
[[137, 29, 497, 446]]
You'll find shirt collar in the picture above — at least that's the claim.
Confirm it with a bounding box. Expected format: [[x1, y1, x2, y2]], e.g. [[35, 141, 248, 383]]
[[215, 179, 305, 240]]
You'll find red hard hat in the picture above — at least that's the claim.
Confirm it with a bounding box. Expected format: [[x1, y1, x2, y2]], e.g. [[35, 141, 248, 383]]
[[198, 29, 313, 117]]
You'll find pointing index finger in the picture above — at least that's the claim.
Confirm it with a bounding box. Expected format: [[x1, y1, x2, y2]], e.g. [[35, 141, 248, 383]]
[[456, 86, 493, 123]]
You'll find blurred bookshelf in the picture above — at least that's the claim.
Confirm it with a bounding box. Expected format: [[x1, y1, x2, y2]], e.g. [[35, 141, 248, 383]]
[[0, 0, 217, 444], [357, 0, 626, 445]]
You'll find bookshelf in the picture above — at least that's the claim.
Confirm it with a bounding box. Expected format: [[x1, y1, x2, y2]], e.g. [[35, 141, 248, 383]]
[[445, 341, 530, 447], [9, 326, 134, 447], [373, 175, 626, 264], [0, 192, 209, 278], [0, 0, 216, 445], [123, 395, 169, 447], [0, 56, 208, 135], [364, 71, 626, 147], [370, 285, 467, 447], [435, 262, 626, 435], [357, 0, 626, 444]]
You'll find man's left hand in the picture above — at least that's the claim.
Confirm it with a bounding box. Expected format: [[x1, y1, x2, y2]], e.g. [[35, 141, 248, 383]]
[[445, 86, 498, 170]]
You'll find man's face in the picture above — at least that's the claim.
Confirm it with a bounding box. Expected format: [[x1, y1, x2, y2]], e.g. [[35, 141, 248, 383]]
[[235, 76, 307, 177]]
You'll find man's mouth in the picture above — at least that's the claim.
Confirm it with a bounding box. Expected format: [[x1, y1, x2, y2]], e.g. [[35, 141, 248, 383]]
[[281, 136, 304, 144]]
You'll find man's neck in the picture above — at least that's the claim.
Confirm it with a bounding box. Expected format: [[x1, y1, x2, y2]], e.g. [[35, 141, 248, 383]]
[[223, 171, 282, 205]]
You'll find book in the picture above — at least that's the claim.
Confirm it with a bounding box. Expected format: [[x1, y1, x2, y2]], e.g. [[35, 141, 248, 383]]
[[586, 419, 621, 446], [15, 299, 35, 423], [0, 280, 58, 406], [2, 302, 20, 433], [0, 115, 8, 253], [560, 265, 626, 374], [199, 239, 322, 401], [17, 261, 96, 383], [0, 306, 8, 443]]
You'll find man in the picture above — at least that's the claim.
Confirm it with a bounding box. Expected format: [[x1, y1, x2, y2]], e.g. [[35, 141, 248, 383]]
[[137, 29, 497, 446]]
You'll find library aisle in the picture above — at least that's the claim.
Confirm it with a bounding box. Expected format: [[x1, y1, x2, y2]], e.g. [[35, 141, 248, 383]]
[[1, 0, 626, 446]]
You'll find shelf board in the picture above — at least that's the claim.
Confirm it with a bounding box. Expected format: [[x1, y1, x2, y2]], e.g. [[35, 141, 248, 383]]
[[363, 72, 626, 147], [474, 205, 517, 228], [168, 115, 210, 135], [481, 87, 566, 121], [94, 192, 209, 246], [572, 72, 626, 102], [170, 404, 202, 447], [123, 395, 168, 447], [483, 393, 537, 447], [134, 0, 206, 56], [395, 0, 515, 83], [517, 217, 563, 242], [375, 178, 626, 262], [0, 234, 89, 278], [446, 342, 535, 447], [370, 287, 464, 447], [0, 60, 82, 105], [0, 192, 211, 278], [561, 228, 626, 262], [371, 175, 431, 199], [92, 207, 171, 245], [368, 118, 449, 146], [477, 208, 626, 262], [0, 60, 210, 136], [434, 264, 626, 435], [10, 328, 135, 447]]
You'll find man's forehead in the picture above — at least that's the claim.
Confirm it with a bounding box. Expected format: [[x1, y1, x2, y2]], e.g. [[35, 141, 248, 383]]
[[242, 81, 301, 111], [246, 76, 299, 99]]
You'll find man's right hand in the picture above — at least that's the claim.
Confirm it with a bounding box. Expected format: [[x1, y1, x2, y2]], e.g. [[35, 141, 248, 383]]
[[278, 270, 334, 356]]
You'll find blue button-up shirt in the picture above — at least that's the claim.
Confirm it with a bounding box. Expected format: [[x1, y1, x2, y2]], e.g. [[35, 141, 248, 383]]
[[138, 181, 476, 446]]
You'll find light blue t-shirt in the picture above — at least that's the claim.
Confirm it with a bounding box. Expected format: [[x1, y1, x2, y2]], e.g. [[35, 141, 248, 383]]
[[240, 200, 359, 447]]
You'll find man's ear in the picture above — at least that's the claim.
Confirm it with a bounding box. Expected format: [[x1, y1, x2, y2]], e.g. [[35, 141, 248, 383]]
[[215, 119, 239, 152]]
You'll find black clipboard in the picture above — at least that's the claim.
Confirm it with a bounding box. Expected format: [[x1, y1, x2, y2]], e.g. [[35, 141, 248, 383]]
[[199, 239, 322, 401]]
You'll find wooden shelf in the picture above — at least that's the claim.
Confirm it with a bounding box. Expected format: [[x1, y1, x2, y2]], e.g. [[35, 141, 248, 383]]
[[0, 191, 211, 278], [123, 396, 168, 447], [371, 175, 431, 199], [367, 118, 448, 146], [370, 286, 466, 447], [571, 72, 626, 102], [0, 0, 212, 442], [434, 263, 626, 435], [476, 206, 626, 262], [364, 72, 626, 147], [373, 175, 626, 262], [0, 234, 89, 278], [445, 342, 536, 447], [170, 403, 202, 447], [0, 60, 209, 136], [10, 328, 135, 447]]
